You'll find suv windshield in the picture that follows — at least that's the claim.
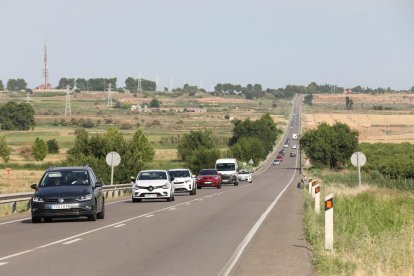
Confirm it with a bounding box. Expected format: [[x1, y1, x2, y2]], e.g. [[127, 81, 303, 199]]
[[40, 170, 90, 187], [168, 170, 190, 178], [138, 171, 167, 180], [216, 163, 235, 171]]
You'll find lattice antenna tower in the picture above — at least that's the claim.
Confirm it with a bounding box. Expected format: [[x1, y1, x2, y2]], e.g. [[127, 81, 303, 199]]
[[137, 73, 142, 93], [42, 39, 50, 89], [107, 83, 113, 106], [65, 85, 72, 116]]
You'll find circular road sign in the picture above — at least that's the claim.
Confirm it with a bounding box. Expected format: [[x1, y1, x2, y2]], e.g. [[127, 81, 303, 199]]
[[106, 151, 121, 167], [351, 152, 366, 167]]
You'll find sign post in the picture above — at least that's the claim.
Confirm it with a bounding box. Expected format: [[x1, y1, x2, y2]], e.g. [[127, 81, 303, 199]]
[[308, 178, 313, 194], [351, 152, 367, 186], [106, 151, 121, 185], [325, 193, 334, 250]]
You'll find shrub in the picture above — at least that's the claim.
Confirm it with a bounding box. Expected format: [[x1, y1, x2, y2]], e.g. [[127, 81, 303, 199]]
[[47, 139, 59, 154]]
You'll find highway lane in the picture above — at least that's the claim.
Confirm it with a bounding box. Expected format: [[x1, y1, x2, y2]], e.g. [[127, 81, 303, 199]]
[[0, 97, 302, 275]]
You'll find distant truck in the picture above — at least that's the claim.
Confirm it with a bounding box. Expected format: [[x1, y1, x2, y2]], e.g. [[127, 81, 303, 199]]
[[292, 133, 298, 139], [215, 158, 238, 186]]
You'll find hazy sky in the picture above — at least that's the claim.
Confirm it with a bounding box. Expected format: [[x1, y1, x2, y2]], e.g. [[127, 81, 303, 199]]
[[0, 0, 413, 90]]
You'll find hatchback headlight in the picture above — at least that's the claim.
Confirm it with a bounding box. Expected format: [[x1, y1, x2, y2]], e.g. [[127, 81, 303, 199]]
[[185, 180, 191, 183], [133, 183, 139, 190], [76, 194, 92, 201], [32, 196, 44, 203], [162, 183, 170, 189]]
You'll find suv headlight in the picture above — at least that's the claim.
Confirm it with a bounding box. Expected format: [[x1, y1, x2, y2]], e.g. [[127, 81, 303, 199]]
[[32, 196, 44, 203], [76, 194, 92, 201], [185, 179, 191, 183]]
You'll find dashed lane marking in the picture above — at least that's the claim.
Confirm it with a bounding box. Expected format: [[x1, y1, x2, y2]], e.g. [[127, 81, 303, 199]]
[[62, 238, 82, 245]]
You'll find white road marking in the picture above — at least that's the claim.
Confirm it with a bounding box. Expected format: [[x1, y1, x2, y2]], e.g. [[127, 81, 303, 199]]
[[0, 262, 8, 266], [220, 151, 299, 276], [62, 238, 82, 245], [169, 207, 176, 211], [185, 203, 191, 205], [0, 186, 249, 263], [0, 218, 27, 226], [114, 224, 125, 228], [145, 214, 154, 218]]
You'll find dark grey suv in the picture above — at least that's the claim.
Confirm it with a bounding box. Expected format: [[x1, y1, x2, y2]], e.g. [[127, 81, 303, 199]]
[[30, 166, 105, 223]]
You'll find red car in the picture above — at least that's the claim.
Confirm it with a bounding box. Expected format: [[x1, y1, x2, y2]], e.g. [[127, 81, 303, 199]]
[[276, 154, 283, 161], [197, 169, 221, 189]]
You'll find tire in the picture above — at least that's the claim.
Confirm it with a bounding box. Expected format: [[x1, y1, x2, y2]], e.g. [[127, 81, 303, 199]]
[[32, 216, 41, 223], [234, 178, 239, 186], [172, 194, 175, 201], [217, 183, 222, 189], [197, 186, 202, 189], [132, 197, 139, 203], [167, 194, 172, 202], [88, 212, 97, 221], [97, 202, 105, 219]]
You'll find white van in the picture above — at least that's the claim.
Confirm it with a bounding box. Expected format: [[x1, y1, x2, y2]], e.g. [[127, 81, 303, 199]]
[[215, 158, 238, 186]]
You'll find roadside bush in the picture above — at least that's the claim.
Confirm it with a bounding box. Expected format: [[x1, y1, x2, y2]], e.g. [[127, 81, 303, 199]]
[[47, 139, 59, 154], [32, 138, 48, 161]]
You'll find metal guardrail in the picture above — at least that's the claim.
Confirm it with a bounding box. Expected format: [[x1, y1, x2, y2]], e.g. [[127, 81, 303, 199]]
[[0, 184, 132, 214]]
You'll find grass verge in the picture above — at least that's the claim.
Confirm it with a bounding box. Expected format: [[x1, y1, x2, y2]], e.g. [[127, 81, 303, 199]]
[[304, 169, 414, 275]]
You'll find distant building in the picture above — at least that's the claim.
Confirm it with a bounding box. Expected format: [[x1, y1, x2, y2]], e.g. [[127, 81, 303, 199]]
[[343, 88, 352, 94]]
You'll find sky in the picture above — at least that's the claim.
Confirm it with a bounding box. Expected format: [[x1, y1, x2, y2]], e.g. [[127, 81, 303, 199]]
[[0, 0, 413, 91]]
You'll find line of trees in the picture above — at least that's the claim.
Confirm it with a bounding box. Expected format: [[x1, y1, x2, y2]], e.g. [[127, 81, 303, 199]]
[[6, 79, 27, 91]]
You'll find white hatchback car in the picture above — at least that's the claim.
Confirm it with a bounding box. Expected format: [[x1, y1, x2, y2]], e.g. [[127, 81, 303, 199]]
[[292, 144, 297, 149], [131, 170, 175, 202], [168, 168, 196, 195], [238, 170, 252, 183]]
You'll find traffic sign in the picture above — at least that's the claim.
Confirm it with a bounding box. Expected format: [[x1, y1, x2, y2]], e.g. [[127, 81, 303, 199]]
[[248, 159, 254, 165], [351, 152, 366, 167], [106, 151, 121, 167]]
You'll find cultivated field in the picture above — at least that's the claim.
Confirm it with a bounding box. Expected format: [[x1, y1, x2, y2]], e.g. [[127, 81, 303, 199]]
[[303, 93, 414, 143]]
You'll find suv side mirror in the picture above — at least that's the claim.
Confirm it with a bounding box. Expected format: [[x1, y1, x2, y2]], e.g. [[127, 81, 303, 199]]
[[95, 182, 103, 188], [170, 176, 175, 182], [30, 183, 38, 190]]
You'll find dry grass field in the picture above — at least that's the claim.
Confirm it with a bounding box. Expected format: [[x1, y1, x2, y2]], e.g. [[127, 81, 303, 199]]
[[303, 93, 414, 143]]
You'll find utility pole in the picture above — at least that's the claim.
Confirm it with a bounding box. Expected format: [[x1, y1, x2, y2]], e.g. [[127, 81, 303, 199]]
[[107, 83, 112, 106], [26, 91, 30, 103], [64, 85, 71, 116], [169, 76, 174, 92], [137, 73, 142, 93]]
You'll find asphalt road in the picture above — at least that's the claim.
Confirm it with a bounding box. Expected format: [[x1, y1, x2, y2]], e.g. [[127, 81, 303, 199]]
[[0, 96, 311, 275]]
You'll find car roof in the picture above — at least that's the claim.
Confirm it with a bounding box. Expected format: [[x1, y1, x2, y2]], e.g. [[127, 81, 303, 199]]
[[47, 166, 90, 172], [168, 168, 190, 172], [139, 169, 168, 173]]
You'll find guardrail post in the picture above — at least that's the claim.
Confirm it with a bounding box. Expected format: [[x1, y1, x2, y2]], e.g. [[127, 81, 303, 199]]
[[112, 190, 115, 198], [11, 201, 17, 214], [27, 200, 31, 211], [325, 193, 334, 250]]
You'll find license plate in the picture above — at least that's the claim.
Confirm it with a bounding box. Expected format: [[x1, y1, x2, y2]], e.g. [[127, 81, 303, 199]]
[[145, 194, 157, 198], [204, 182, 212, 184], [51, 204, 73, 209]]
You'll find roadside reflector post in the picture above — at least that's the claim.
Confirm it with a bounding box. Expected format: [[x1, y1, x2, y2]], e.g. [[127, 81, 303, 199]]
[[314, 185, 320, 214], [311, 181, 317, 198], [325, 193, 334, 250]]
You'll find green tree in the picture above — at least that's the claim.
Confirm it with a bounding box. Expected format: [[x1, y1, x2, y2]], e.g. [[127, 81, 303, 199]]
[[32, 137, 48, 161], [0, 80, 4, 91], [177, 129, 217, 162], [56, 78, 75, 89], [0, 101, 35, 130], [75, 78, 87, 90], [230, 137, 265, 165], [47, 139, 59, 154], [300, 122, 359, 169], [303, 94, 313, 105], [187, 147, 221, 173], [6, 79, 27, 91], [0, 135, 11, 163], [149, 98, 160, 108]]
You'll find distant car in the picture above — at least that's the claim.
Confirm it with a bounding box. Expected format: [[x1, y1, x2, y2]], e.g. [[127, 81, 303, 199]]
[[131, 170, 175, 202], [290, 151, 297, 157], [272, 159, 280, 165], [197, 169, 221, 189], [280, 149, 286, 155], [168, 168, 196, 195], [292, 144, 297, 149], [276, 154, 283, 161], [238, 170, 252, 183], [283, 143, 289, 148], [30, 166, 105, 223]]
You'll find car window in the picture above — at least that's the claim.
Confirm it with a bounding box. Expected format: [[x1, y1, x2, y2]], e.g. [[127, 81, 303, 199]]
[[168, 170, 190, 178], [216, 163, 235, 171], [199, 170, 217, 175], [138, 171, 167, 180], [40, 170, 90, 187]]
